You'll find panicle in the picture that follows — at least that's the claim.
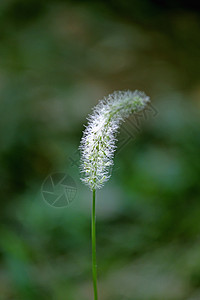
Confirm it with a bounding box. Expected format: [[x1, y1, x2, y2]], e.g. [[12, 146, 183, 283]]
[[79, 90, 150, 190]]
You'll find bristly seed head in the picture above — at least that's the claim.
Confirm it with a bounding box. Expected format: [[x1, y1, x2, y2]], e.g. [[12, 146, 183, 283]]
[[79, 90, 150, 191]]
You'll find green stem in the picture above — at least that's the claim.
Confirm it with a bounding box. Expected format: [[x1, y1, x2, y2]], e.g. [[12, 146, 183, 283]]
[[92, 189, 98, 300]]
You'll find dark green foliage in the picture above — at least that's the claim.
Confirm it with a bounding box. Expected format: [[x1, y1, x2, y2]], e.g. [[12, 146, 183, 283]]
[[0, 1, 200, 299]]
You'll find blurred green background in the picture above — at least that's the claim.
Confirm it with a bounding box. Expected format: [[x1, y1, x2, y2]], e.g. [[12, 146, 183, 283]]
[[0, 1, 200, 299]]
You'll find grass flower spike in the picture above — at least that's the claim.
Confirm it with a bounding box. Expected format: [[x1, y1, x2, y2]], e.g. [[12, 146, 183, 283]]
[[80, 90, 150, 190], [79, 90, 150, 300]]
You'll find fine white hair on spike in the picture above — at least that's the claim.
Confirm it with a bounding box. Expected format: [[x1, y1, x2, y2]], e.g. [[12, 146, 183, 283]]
[[79, 90, 150, 190]]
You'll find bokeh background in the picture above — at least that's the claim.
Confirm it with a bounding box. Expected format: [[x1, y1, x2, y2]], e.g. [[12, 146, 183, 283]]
[[0, 1, 200, 299]]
